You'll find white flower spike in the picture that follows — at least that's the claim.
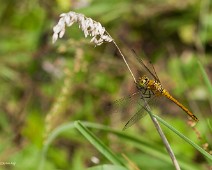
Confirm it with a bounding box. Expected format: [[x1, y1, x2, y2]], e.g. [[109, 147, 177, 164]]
[[52, 11, 113, 46]]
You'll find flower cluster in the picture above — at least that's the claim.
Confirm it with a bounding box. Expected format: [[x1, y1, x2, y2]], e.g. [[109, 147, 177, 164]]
[[52, 11, 113, 46]]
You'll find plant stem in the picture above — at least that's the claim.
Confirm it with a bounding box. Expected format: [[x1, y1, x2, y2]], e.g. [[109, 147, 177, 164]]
[[111, 40, 137, 83], [148, 110, 181, 170], [110, 36, 181, 169]]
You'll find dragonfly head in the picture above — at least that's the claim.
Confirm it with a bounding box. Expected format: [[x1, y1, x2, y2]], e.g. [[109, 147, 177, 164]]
[[138, 75, 149, 88]]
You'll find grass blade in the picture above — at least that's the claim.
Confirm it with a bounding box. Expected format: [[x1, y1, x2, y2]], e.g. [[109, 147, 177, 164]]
[[150, 112, 212, 161], [39, 123, 76, 170], [74, 120, 125, 166], [198, 60, 212, 96], [40, 120, 203, 170]]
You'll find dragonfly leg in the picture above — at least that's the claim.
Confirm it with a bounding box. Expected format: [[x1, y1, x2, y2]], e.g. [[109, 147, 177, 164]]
[[141, 89, 154, 99]]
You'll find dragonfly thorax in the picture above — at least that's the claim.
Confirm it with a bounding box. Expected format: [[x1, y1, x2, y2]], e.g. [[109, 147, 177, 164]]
[[137, 75, 164, 94]]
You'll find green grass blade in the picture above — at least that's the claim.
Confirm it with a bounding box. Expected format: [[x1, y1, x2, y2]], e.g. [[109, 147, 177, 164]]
[[150, 112, 212, 161], [74, 121, 125, 166], [39, 123, 76, 170], [40, 120, 202, 170], [207, 119, 212, 131], [198, 60, 212, 96], [79, 122, 200, 170]]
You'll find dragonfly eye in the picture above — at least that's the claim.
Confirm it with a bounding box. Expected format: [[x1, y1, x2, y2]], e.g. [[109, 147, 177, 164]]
[[138, 76, 149, 86], [143, 76, 149, 81], [143, 79, 147, 84]]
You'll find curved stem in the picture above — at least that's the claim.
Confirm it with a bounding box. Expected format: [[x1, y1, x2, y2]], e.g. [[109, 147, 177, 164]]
[[112, 40, 136, 83], [110, 35, 181, 169]]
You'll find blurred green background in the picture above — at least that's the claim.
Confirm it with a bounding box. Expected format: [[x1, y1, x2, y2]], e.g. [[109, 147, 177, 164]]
[[0, 0, 212, 169]]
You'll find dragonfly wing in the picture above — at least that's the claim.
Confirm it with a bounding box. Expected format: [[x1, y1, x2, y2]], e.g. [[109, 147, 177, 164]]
[[123, 95, 156, 130], [112, 91, 142, 114], [132, 50, 160, 82], [123, 107, 147, 130], [110, 87, 157, 129]]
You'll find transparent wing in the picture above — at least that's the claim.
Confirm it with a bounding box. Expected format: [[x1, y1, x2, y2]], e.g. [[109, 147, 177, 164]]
[[122, 107, 147, 130], [111, 88, 156, 129], [132, 50, 161, 83], [112, 91, 142, 114], [122, 95, 156, 130]]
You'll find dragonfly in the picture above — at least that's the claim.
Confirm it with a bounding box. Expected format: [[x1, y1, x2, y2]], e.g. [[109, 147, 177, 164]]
[[114, 51, 199, 130]]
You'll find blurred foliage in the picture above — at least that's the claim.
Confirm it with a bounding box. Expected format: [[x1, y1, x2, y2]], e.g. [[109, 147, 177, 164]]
[[0, 0, 212, 170]]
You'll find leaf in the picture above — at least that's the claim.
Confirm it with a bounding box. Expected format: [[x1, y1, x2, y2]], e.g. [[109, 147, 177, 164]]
[[74, 121, 125, 166]]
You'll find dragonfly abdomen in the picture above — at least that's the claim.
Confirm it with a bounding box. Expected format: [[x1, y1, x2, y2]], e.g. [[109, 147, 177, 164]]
[[162, 89, 198, 122]]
